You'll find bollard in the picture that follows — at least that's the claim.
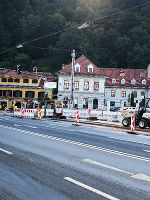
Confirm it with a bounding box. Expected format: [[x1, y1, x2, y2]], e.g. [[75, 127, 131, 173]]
[[4, 107, 7, 116], [21, 107, 24, 118], [76, 110, 79, 124], [131, 115, 135, 132], [38, 109, 41, 119]]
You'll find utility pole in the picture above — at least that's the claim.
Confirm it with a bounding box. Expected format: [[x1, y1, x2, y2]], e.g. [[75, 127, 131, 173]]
[[70, 50, 75, 109]]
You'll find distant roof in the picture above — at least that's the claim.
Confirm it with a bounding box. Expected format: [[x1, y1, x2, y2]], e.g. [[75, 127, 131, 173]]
[[56, 55, 106, 77], [100, 68, 149, 87], [0, 69, 55, 89]]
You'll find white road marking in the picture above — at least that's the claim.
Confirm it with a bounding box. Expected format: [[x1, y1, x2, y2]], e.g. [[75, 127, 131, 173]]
[[143, 149, 150, 153], [82, 159, 134, 175], [107, 136, 150, 146], [64, 177, 120, 200], [0, 148, 13, 155], [131, 173, 150, 182], [1, 124, 150, 162], [14, 124, 21, 127]]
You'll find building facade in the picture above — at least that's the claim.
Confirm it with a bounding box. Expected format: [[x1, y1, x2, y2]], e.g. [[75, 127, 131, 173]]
[[56, 55, 107, 109], [0, 69, 54, 109], [101, 67, 150, 110], [57, 55, 150, 110]]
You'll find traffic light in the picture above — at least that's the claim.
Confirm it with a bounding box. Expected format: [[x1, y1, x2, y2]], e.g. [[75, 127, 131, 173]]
[[17, 64, 21, 74]]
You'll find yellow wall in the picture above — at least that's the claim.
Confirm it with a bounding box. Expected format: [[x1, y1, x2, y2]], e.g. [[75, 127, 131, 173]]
[[0, 80, 53, 109]]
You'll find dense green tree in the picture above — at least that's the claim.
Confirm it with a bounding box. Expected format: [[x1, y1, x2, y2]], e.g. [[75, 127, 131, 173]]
[[1, 0, 150, 73]]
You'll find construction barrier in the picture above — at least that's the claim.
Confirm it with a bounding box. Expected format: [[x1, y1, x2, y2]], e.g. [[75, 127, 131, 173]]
[[4, 107, 7, 116], [76, 110, 79, 124], [38, 109, 41, 119], [21, 107, 24, 118], [131, 115, 135, 132]]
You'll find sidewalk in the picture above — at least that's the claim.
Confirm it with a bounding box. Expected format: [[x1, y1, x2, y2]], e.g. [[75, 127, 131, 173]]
[[45, 117, 150, 136]]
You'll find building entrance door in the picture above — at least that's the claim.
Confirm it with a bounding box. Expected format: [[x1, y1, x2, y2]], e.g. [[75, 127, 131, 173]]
[[93, 99, 98, 109]]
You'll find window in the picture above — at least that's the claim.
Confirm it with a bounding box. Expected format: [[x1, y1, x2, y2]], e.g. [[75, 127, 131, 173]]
[[83, 98, 88, 109], [8, 90, 12, 97], [13, 90, 22, 98], [32, 79, 38, 84], [141, 92, 145, 97], [8, 78, 13, 82], [84, 81, 89, 90], [142, 79, 146, 85], [75, 64, 80, 72], [111, 90, 115, 97], [132, 91, 137, 98], [74, 81, 79, 89], [25, 91, 35, 98], [112, 78, 116, 84], [14, 79, 20, 83], [110, 101, 115, 106], [2, 90, 12, 97], [120, 70, 125, 76], [140, 72, 145, 78], [23, 79, 29, 83], [93, 82, 99, 90], [122, 91, 126, 97], [121, 78, 125, 84], [131, 79, 136, 84], [38, 92, 44, 99], [0, 90, 2, 96], [88, 64, 93, 73], [64, 80, 69, 89], [1, 78, 7, 82]]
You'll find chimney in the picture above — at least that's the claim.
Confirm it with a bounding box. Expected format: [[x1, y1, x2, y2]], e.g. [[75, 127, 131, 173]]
[[147, 64, 150, 79]]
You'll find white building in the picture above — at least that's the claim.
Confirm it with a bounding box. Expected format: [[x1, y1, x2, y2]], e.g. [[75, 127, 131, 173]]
[[56, 55, 150, 110], [56, 55, 107, 109], [100, 67, 149, 110]]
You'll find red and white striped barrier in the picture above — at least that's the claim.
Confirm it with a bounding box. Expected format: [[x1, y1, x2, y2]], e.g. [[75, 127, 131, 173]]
[[76, 110, 79, 124], [21, 107, 24, 118], [131, 115, 135, 132], [4, 107, 7, 116]]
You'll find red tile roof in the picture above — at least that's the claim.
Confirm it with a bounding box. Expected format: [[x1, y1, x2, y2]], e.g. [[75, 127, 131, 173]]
[[57, 55, 149, 88], [57, 55, 106, 77], [0, 69, 55, 89], [100, 68, 149, 87]]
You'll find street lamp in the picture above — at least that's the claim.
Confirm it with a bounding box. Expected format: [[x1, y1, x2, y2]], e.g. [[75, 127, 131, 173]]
[[70, 50, 75, 109]]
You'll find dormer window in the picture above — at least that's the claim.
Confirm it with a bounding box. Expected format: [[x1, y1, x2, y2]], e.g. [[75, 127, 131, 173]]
[[131, 79, 136, 84], [140, 72, 145, 78], [74, 64, 80, 72], [112, 78, 116, 83], [121, 78, 125, 84], [142, 79, 146, 85], [88, 64, 93, 73], [120, 70, 125, 76]]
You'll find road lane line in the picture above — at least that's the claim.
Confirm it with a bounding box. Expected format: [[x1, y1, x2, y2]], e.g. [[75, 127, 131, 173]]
[[82, 159, 134, 175], [0, 148, 13, 155], [64, 177, 120, 200], [131, 173, 150, 182], [143, 149, 150, 153], [1, 125, 150, 162]]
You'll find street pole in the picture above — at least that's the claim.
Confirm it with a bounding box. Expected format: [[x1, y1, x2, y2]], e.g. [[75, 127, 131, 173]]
[[44, 91, 47, 118], [70, 50, 75, 109]]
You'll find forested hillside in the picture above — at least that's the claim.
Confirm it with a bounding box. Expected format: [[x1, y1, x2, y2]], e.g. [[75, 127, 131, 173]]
[[0, 0, 150, 74]]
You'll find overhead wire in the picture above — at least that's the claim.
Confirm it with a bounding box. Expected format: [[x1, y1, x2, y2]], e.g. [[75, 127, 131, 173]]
[[0, 1, 150, 55]]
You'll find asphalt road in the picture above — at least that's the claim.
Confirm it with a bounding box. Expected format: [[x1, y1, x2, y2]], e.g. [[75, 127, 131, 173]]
[[0, 113, 150, 200]]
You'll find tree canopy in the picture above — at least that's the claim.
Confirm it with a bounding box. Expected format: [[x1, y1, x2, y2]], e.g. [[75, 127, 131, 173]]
[[0, 0, 150, 74]]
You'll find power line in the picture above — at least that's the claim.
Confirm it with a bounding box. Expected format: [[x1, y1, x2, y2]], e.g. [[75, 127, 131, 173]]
[[1, 1, 150, 55]]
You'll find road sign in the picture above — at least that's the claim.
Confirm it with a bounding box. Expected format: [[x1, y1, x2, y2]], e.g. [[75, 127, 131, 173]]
[[44, 82, 57, 90]]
